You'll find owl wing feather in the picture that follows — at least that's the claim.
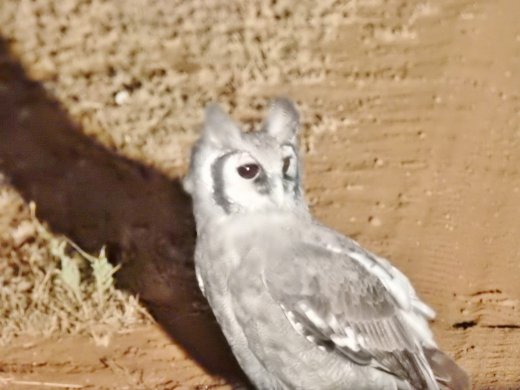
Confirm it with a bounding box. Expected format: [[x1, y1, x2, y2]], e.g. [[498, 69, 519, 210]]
[[310, 223, 437, 323], [263, 242, 440, 389]]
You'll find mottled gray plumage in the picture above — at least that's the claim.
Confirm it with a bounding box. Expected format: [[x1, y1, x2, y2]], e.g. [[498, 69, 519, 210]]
[[183, 98, 469, 389]]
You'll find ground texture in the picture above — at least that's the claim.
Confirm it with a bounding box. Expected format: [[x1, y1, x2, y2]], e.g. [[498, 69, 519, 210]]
[[0, 0, 519, 388]]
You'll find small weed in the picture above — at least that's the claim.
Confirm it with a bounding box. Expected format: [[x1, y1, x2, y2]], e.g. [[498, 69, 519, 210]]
[[0, 184, 152, 346]]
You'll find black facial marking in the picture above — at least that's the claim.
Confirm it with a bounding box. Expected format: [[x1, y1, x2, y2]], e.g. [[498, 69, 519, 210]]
[[282, 156, 291, 175], [281, 143, 299, 196], [211, 152, 234, 213]]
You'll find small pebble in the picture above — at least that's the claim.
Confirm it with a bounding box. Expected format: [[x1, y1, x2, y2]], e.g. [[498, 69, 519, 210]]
[[114, 90, 130, 105]]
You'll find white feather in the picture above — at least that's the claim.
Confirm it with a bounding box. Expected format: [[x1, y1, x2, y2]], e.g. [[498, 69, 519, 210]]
[[331, 327, 361, 351]]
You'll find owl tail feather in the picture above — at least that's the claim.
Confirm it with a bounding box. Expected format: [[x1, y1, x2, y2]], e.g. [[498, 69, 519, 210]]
[[424, 348, 470, 390]]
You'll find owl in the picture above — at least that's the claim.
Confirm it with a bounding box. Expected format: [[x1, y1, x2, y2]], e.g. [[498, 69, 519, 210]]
[[183, 98, 469, 390]]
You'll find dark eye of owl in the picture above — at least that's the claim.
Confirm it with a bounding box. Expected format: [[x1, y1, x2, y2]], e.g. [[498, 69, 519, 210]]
[[282, 157, 291, 175], [237, 163, 260, 179]]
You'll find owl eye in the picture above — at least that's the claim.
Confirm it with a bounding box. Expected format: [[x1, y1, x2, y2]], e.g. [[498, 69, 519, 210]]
[[237, 163, 260, 179]]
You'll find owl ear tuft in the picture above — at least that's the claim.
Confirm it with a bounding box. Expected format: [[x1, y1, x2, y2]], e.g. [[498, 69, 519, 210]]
[[203, 104, 241, 147], [262, 98, 300, 144]]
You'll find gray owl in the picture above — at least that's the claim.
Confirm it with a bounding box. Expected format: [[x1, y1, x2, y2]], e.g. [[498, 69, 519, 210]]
[[183, 98, 469, 390]]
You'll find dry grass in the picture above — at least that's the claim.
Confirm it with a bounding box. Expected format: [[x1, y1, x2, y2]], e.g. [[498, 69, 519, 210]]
[[0, 0, 368, 174], [0, 177, 152, 346], [0, 0, 431, 183]]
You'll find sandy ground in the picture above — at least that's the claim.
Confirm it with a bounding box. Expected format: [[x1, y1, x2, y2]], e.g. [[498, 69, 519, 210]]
[[1, 0, 519, 388]]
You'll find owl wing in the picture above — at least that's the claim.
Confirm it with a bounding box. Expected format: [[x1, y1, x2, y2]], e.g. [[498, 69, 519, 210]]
[[311, 223, 437, 324], [263, 242, 439, 389]]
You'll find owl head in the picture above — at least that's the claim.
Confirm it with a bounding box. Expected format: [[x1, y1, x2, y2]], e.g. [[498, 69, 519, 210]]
[[184, 98, 307, 225]]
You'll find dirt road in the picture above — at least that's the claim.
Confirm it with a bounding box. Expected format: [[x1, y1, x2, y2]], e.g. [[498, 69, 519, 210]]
[[1, 0, 519, 388]]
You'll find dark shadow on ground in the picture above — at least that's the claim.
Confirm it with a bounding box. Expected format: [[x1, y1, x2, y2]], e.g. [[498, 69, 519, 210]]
[[0, 38, 248, 386]]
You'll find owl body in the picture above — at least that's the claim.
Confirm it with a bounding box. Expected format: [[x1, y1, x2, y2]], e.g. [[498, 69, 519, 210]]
[[194, 213, 395, 389], [184, 99, 469, 390]]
